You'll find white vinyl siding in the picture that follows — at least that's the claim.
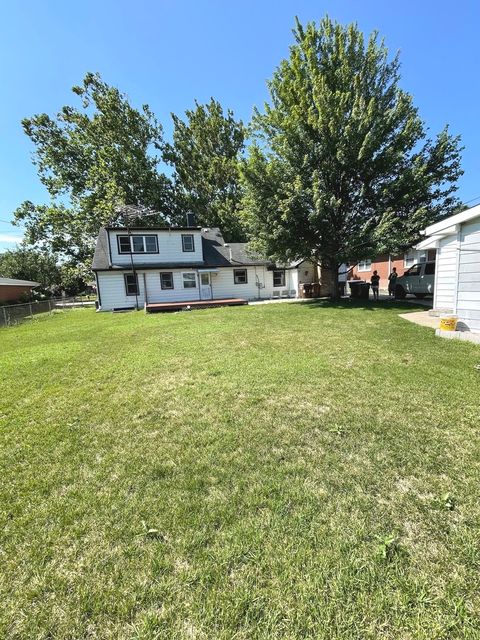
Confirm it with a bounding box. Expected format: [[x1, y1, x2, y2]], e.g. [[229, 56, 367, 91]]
[[97, 272, 146, 309], [434, 235, 458, 311], [213, 267, 264, 299], [456, 220, 480, 332], [209, 266, 297, 300], [110, 230, 203, 264], [96, 263, 314, 310]]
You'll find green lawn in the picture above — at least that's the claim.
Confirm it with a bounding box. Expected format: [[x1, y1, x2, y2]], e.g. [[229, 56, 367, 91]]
[[1, 302, 479, 639]]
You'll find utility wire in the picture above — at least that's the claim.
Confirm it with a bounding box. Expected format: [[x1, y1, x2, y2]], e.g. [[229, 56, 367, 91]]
[[0, 218, 25, 228], [462, 194, 480, 206]]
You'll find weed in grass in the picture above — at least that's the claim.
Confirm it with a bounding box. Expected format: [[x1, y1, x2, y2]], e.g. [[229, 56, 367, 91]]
[[329, 426, 347, 436], [375, 533, 399, 561], [139, 521, 165, 541], [443, 493, 456, 511]]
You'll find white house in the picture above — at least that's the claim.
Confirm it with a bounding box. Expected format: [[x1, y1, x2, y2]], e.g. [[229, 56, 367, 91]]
[[417, 204, 480, 333], [92, 224, 319, 311]]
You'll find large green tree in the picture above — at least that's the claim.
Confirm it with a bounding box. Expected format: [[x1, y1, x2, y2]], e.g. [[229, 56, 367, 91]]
[[166, 98, 247, 241], [14, 73, 175, 264], [0, 246, 62, 291], [242, 17, 463, 295]]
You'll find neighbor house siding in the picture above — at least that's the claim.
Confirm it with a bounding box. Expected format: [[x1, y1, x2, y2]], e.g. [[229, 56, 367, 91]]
[[434, 235, 458, 311], [456, 219, 480, 332], [0, 285, 35, 303]]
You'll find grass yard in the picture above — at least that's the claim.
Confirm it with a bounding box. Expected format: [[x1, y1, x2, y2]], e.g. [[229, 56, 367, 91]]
[[1, 301, 480, 640]]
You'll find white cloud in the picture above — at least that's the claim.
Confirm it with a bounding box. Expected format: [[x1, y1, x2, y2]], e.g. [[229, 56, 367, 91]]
[[0, 233, 23, 244]]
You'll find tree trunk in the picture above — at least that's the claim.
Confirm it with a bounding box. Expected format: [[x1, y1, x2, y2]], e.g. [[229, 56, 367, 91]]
[[326, 260, 340, 300]]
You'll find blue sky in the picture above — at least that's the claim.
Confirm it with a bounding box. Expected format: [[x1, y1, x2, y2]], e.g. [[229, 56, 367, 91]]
[[0, 0, 479, 250]]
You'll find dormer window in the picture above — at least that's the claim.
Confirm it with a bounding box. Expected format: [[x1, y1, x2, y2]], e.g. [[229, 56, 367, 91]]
[[117, 235, 158, 254], [182, 234, 195, 252], [118, 236, 131, 253]]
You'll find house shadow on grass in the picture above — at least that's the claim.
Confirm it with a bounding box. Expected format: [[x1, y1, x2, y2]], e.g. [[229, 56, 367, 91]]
[[300, 298, 426, 313]]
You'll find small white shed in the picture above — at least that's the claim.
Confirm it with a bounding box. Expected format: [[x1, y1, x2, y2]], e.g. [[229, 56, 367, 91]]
[[418, 205, 480, 333]]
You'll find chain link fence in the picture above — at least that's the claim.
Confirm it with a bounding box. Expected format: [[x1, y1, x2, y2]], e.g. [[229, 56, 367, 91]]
[[0, 297, 96, 328]]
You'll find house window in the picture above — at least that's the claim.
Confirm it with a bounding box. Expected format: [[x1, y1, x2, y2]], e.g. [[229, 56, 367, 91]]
[[273, 270, 286, 287], [182, 234, 195, 252], [160, 272, 174, 290], [124, 273, 139, 296], [234, 269, 248, 284], [118, 236, 131, 253], [404, 252, 416, 268], [117, 235, 158, 254], [182, 272, 197, 288], [358, 259, 372, 272], [132, 236, 144, 253], [144, 236, 158, 252]]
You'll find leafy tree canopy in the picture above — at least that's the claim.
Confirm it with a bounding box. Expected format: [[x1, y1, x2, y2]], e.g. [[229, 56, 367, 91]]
[[14, 73, 175, 262], [166, 98, 247, 241], [242, 17, 463, 290], [0, 246, 62, 290]]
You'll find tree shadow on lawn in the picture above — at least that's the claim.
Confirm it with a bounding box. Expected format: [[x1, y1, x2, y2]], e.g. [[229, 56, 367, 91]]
[[301, 299, 427, 313]]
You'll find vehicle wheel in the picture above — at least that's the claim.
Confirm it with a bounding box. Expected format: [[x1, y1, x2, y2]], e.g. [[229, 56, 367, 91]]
[[414, 293, 426, 299], [395, 285, 406, 300]]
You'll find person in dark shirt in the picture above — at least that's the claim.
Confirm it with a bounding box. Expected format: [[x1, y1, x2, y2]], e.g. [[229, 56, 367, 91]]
[[371, 270, 380, 301], [388, 267, 398, 298]]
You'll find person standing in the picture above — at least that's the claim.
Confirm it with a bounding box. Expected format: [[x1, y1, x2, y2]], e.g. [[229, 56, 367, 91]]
[[371, 270, 380, 301], [388, 267, 398, 298]]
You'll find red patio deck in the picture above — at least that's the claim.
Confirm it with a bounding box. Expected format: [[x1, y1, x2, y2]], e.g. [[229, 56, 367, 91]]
[[145, 298, 248, 313]]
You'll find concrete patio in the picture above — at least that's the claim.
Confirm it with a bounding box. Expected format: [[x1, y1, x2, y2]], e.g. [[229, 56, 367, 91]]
[[398, 310, 439, 329]]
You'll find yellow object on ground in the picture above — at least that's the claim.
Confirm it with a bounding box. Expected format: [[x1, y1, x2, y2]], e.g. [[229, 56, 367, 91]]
[[439, 315, 458, 331]]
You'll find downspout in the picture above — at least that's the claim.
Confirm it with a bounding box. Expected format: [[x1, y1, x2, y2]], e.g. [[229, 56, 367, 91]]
[[388, 254, 391, 293], [432, 243, 440, 311], [107, 232, 112, 267], [453, 226, 462, 314], [94, 272, 102, 310], [126, 222, 139, 310], [143, 273, 148, 307]]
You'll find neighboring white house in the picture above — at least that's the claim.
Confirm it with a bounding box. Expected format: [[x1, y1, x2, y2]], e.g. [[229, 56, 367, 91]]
[[417, 204, 480, 333], [92, 224, 319, 311]]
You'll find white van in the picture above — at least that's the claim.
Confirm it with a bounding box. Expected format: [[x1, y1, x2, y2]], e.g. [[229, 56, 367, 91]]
[[395, 261, 435, 299]]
